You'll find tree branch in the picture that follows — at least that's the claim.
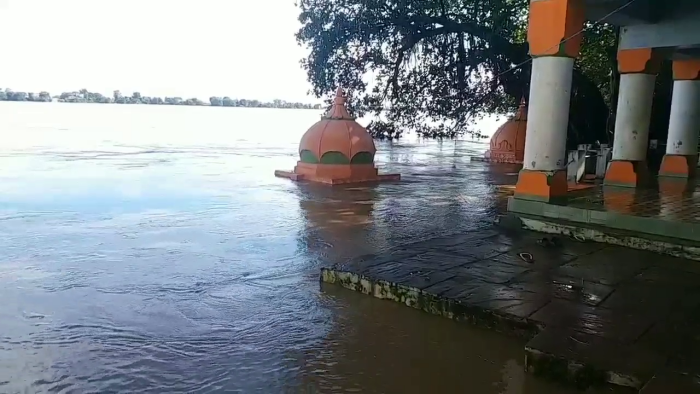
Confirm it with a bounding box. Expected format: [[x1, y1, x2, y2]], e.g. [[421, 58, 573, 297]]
[[381, 14, 529, 104]]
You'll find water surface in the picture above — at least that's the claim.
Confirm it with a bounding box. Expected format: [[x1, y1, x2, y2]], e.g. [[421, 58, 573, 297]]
[[0, 102, 616, 393]]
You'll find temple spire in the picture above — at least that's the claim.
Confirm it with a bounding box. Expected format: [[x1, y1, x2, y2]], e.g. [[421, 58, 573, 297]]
[[324, 87, 354, 120]]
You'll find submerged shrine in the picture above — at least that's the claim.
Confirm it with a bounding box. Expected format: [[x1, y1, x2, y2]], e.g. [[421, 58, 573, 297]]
[[483, 99, 528, 164], [275, 88, 400, 185]]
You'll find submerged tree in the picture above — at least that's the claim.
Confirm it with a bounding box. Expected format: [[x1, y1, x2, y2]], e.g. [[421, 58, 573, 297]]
[[296, 0, 618, 146]]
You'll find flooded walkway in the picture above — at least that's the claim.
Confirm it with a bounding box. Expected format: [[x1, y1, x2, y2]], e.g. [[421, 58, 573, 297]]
[[321, 225, 700, 391], [0, 102, 623, 393]]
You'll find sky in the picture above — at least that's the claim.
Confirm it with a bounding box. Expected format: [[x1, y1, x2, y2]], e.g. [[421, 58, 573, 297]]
[[0, 0, 505, 134], [0, 0, 314, 103]]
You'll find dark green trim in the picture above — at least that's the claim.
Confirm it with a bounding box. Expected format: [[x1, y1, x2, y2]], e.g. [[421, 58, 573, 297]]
[[320, 151, 350, 164], [350, 151, 374, 164], [299, 149, 319, 164]]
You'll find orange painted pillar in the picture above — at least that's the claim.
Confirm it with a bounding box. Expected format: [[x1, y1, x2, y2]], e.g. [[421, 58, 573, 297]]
[[659, 60, 700, 179], [514, 0, 585, 202], [604, 49, 661, 187]]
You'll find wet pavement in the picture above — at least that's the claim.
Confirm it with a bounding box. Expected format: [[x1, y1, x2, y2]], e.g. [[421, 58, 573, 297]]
[[507, 182, 700, 254], [0, 102, 625, 393], [322, 226, 700, 391]]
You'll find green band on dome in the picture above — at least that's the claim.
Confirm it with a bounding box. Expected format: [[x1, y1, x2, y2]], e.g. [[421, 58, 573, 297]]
[[320, 151, 351, 164], [300, 149, 319, 164], [350, 152, 374, 164]]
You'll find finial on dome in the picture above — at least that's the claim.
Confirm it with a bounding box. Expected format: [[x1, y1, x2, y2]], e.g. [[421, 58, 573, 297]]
[[514, 96, 527, 120], [333, 87, 347, 106], [325, 87, 352, 119]]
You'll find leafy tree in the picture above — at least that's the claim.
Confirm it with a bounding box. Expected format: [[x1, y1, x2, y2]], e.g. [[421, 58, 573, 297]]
[[7, 91, 27, 101], [295, 0, 619, 146], [222, 96, 235, 106], [38, 91, 52, 102]]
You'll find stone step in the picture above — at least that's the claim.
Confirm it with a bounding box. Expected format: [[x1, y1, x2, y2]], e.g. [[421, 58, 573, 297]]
[[525, 326, 665, 390]]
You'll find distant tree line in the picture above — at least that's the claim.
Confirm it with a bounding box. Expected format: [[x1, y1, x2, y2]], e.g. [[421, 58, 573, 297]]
[[0, 88, 322, 109]]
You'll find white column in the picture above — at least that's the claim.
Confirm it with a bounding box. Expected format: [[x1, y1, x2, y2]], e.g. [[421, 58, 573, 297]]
[[523, 56, 574, 171], [611, 73, 656, 161], [666, 80, 700, 155]]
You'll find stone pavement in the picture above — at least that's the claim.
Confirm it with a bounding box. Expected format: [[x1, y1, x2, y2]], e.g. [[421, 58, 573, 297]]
[[507, 184, 700, 261], [320, 226, 700, 392]]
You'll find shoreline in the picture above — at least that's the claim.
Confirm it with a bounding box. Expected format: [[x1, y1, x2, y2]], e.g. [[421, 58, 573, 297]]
[[0, 100, 322, 110]]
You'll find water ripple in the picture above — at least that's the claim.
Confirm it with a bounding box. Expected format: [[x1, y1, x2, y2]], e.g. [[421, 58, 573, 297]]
[[0, 105, 584, 393]]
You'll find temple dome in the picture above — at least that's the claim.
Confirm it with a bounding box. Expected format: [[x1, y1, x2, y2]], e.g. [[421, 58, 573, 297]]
[[487, 99, 527, 163], [298, 88, 376, 165]]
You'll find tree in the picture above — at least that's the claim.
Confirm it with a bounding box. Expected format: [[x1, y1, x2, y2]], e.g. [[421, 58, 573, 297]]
[[296, 0, 614, 146], [222, 96, 235, 106], [7, 91, 27, 101]]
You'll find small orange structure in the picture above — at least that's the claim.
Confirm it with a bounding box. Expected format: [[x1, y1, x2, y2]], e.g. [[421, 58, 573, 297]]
[[275, 88, 400, 185], [483, 99, 527, 164]]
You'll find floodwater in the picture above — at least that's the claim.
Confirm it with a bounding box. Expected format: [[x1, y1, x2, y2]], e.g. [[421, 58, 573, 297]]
[[0, 102, 619, 393]]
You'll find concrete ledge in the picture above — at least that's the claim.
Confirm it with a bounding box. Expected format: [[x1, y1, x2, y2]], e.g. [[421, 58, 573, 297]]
[[320, 268, 540, 339], [515, 214, 700, 261], [508, 196, 700, 244]]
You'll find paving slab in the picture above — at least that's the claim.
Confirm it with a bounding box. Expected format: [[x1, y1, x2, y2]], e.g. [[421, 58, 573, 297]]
[[557, 248, 653, 286], [509, 270, 615, 306], [319, 227, 700, 391], [639, 370, 700, 393], [531, 299, 656, 343], [638, 303, 700, 373]]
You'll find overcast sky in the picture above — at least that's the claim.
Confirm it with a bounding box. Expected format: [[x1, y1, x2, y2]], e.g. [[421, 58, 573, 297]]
[[0, 0, 314, 102], [0, 0, 505, 133]]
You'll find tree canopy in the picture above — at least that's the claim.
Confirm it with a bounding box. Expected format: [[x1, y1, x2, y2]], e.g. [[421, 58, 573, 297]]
[[295, 0, 634, 147]]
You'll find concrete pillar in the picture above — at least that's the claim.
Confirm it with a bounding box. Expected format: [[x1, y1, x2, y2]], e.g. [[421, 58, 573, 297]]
[[659, 59, 700, 179], [523, 57, 574, 171], [604, 48, 661, 187], [514, 0, 585, 202]]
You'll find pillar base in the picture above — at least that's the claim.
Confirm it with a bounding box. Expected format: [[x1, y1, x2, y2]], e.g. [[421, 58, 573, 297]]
[[603, 160, 649, 188], [514, 169, 567, 203], [659, 154, 698, 179]]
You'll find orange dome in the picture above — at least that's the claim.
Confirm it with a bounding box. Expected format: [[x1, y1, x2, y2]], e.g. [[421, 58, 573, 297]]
[[487, 100, 527, 163], [298, 88, 376, 165]]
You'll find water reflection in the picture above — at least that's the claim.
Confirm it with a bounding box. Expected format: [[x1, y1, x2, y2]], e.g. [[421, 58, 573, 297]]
[[0, 103, 622, 393], [298, 184, 379, 262]]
